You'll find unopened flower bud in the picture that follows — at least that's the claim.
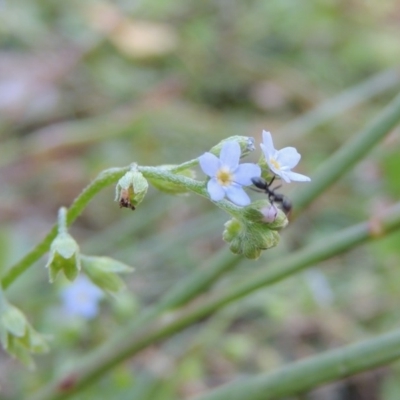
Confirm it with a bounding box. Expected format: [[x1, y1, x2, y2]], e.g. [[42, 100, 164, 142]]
[[209, 136, 256, 158], [260, 204, 278, 223], [45, 232, 81, 282], [115, 167, 148, 210], [0, 287, 49, 368], [242, 200, 288, 230], [222, 217, 280, 260]]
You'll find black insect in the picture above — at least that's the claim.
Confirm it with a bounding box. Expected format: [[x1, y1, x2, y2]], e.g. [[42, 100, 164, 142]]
[[251, 176, 292, 215]]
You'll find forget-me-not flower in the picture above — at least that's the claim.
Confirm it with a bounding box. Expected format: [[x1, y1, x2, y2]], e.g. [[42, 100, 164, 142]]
[[60, 275, 103, 319], [260, 130, 311, 183], [199, 141, 261, 206]]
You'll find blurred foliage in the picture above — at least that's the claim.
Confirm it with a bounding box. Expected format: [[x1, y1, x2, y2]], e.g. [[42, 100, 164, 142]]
[[1, 0, 400, 399]]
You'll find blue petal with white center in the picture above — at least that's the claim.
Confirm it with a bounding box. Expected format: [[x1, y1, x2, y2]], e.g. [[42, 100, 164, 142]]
[[199, 141, 261, 206]]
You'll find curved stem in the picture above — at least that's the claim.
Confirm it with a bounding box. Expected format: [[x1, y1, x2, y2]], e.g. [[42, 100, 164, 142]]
[[30, 202, 400, 400], [1, 165, 241, 289], [1, 167, 130, 289], [169, 158, 199, 173], [138, 166, 243, 218]]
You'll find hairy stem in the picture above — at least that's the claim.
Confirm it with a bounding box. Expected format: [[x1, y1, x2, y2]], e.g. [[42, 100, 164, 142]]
[[1, 167, 129, 289], [1, 164, 241, 289]]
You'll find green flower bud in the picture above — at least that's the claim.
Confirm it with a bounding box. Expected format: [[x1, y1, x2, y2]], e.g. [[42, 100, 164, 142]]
[[115, 167, 148, 210], [209, 136, 256, 158], [0, 288, 49, 368], [223, 216, 280, 260], [242, 200, 288, 230], [45, 232, 81, 282], [147, 165, 195, 194], [81, 255, 134, 294]]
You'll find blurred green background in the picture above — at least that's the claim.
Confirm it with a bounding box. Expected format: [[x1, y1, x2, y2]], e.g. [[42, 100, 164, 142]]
[[1, 0, 400, 399]]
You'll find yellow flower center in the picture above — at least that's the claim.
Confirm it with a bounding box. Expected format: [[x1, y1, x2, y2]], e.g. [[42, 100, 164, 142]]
[[270, 158, 281, 171], [216, 168, 233, 187]]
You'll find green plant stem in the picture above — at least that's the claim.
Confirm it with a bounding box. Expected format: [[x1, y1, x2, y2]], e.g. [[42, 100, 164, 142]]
[[1, 165, 239, 289], [117, 247, 240, 336], [138, 166, 243, 218], [56, 208, 68, 235], [0, 167, 129, 289], [292, 90, 400, 214], [31, 202, 400, 400], [194, 327, 400, 400], [169, 158, 199, 173]]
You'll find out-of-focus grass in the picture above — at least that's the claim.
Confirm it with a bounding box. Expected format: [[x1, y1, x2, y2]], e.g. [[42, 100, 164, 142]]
[[1, 0, 400, 399]]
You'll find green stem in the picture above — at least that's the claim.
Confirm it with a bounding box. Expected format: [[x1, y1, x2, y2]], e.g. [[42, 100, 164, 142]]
[[292, 91, 400, 214], [138, 166, 243, 218], [169, 158, 199, 173], [30, 203, 400, 400], [194, 327, 400, 400], [57, 208, 68, 235], [114, 247, 240, 337], [1, 164, 241, 289], [0, 167, 130, 289]]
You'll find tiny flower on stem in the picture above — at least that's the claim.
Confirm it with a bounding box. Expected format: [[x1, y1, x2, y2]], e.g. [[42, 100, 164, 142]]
[[61, 275, 103, 319], [199, 141, 261, 206], [260, 130, 311, 183]]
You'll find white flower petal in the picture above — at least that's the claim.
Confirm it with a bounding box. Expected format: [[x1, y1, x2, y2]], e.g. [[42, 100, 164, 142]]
[[234, 163, 261, 186], [261, 130, 277, 158], [276, 147, 301, 169], [199, 152, 220, 177], [278, 171, 292, 183], [220, 141, 240, 170], [207, 178, 225, 201], [225, 185, 251, 206], [284, 171, 311, 182]]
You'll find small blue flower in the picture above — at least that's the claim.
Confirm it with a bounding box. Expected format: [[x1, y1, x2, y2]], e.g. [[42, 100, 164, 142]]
[[261, 130, 311, 183], [199, 141, 261, 206], [60, 275, 103, 319]]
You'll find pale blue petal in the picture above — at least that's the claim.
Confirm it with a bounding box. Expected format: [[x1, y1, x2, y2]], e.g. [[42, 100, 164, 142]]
[[225, 185, 251, 206], [61, 276, 103, 319], [207, 178, 225, 201], [261, 131, 276, 158], [278, 170, 292, 183], [284, 171, 311, 182], [220, 141, 240, 170], [199, 152, 220, 177], [276, 147, 301, 169], [234, 163, 261, 186]]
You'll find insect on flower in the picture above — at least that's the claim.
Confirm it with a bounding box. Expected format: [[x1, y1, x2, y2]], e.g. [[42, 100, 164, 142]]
[[251, 176, 292, 215]]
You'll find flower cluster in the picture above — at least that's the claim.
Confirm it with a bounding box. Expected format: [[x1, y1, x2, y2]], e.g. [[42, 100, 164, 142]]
[[199, 130, 310, 207]]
